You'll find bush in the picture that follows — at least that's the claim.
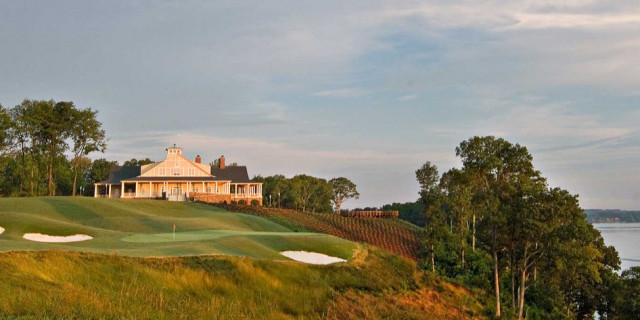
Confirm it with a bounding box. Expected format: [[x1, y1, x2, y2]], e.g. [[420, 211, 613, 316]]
[[231, 200, 237, 205], [251, 200, 260, 206], [238, 200, 247, 205]]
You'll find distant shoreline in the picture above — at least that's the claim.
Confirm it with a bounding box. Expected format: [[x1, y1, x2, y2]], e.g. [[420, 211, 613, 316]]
[[586, 209, 640, 224]]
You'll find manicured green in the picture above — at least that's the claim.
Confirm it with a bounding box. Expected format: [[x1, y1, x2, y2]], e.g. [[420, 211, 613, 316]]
[[0, 197, 356, 259]]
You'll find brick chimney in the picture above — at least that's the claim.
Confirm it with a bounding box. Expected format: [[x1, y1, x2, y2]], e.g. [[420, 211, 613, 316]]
[[195, 155, 201, 164], [219, 155, 225, 169]]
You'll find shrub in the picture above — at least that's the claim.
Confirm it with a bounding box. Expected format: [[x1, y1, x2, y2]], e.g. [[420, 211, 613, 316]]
[[251, 200, 260, 206], [231, 200, 237, 205], [238, 200, 247, 205]]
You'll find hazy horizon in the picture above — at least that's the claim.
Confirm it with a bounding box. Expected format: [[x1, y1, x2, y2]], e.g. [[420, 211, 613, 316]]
[[2, 1, 639, 209]]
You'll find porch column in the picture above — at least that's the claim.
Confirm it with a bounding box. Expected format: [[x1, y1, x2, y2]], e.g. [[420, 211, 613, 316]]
[[186, 182, 190, 198], [94, 184, 98, 198], [108, 184, 112, 198], [135, 182, 139, 198], [149, 182, 152, 197], [234, 183, 237, 198], [202, 182, 205, 193]]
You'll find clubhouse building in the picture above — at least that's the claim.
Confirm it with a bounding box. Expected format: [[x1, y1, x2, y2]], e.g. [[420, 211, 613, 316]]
[[94, 146, 263, 205]]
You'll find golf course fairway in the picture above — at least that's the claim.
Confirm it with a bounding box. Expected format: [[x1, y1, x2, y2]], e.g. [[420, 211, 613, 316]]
[[0, 197, 356, 260]]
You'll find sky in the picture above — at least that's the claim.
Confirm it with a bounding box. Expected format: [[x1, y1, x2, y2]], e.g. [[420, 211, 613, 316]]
[[1, 1, 639, 209]]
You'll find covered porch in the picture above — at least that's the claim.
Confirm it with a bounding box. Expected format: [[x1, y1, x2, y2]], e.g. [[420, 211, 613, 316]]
[[119, 177, 233, 201], [231, 183, 263, 202]]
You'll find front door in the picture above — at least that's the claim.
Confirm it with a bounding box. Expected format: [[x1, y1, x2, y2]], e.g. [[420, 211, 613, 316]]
[[170, 186, 183, 195]]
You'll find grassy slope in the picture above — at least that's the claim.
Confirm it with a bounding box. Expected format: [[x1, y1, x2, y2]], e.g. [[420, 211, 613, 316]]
[[0, 197, 488, 319], [212, 203, 423, 260], [0, 197, 355, 259], [0, 248, 486, 320]]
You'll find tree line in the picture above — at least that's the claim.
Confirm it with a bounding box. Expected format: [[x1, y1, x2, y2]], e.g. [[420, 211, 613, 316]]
[[0, 99, 107, 197], [410, 136, 633, 320], [253, 174, 359, 214]]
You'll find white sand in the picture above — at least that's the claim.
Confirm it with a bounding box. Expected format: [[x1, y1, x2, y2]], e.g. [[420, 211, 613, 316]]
[[0, 226, 4, 235], [23, 233, 93, 243], [280, 251, 347, 265]]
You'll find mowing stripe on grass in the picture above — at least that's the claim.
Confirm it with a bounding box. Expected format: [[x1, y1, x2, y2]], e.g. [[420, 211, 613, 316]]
[[122, 230, 323, 243]]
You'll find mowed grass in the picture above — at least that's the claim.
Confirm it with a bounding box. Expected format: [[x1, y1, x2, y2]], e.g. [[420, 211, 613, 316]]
[[0, 197, 355, 259], [0, 248, 487, 320]]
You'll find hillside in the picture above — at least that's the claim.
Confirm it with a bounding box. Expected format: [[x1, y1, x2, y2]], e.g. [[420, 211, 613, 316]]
[[0, 249, 486, 320], [0, 197, 488, 319], [0, 197, 355, 259], [213, 203, 424, 260]]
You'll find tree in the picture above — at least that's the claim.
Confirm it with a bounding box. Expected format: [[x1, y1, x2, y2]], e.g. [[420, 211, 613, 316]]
[[416, 161, 446, 273], [456, 136, 538, 318], [289, 175, 332, 212], [123, 158, 155, 166], [257, 174, 287, 208], [70, 108, 106, 196], [615, 267, 640, 319], [0, 104, 10, 151], [440, 168, 473, 268], [329, 177, 359, 214], [382, 201, 426, 226], [88, 158, 118, 195], [16, 100, 74, 196]]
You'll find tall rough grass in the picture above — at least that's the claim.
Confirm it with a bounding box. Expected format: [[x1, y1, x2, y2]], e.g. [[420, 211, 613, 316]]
[[0, 248, 485, 320]]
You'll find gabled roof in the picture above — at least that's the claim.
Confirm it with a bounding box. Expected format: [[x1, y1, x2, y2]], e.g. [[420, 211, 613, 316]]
[[98, 166, 141, 184], [211, 166, 252, 183]]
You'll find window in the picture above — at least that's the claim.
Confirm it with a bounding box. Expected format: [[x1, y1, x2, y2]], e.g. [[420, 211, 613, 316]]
[[171, 168, 182, 176], [158, 167, 165, 176], [193, 186, 199, 192], [188, 168, 196, 176], [206, 187, 212, 193]]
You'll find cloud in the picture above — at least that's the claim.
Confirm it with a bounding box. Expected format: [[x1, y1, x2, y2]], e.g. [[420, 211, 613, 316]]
[[489, 102, 630, 140], [398, 94, 419, 101], [312, 88, 368, 97], [508, 13, 640, 29]]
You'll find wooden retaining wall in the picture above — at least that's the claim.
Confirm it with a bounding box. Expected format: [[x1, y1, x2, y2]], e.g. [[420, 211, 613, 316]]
[[340, 210, 399, 219]]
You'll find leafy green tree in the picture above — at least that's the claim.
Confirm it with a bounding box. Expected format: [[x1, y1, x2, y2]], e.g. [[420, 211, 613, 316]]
[[456, 136, 538, 318], [123, 158, 155, 166], [288, 174, 332, 213], [70, 108, 106, 196], [255, 174, 287, 207], [440, 168, 473, 268], [614, 267, 640, 319], [382, 201, 425, 226], [329, 177, 359, 214], [88, 158, 118, 195], [416, 161, 447, 273], [0, 104, 10, 151], [14, 100, 75, 196]]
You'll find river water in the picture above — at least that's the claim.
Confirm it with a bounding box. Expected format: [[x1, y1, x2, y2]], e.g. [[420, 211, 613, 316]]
[[594, 223, 640, 271]]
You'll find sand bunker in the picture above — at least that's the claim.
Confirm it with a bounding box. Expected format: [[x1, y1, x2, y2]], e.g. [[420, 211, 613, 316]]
[[23, 233, 93, 243], [280, 251, 347, 265], [0, 226, 4, 235]]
